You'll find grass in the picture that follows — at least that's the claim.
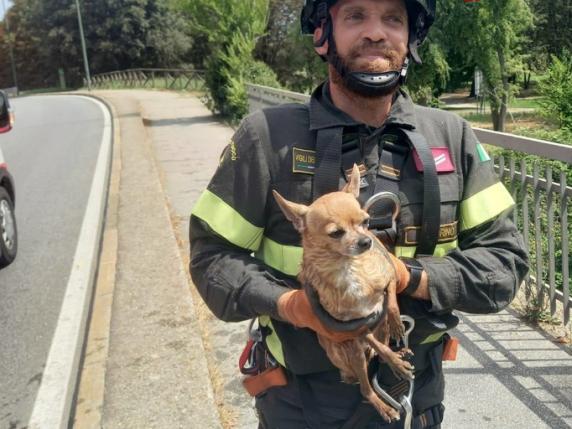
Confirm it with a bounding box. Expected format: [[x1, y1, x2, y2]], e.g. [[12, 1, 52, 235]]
[[510, 97, 544, 109], [460, 110, 542, 127]]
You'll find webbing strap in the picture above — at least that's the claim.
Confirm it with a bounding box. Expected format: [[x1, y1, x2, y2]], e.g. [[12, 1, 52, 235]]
[[313, 127, 344, 200], [312, 125, 440, 257], [398, 129, 441, 257]]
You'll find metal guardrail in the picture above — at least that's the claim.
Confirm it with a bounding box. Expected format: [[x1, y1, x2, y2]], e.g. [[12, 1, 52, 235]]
[[246, 83, 571, 325], [1, 87, 18, 97], [90, 68, 206, 91]]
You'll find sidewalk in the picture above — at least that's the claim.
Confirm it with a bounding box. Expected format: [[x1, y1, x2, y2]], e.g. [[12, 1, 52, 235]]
[[77, 90, 572, 429]]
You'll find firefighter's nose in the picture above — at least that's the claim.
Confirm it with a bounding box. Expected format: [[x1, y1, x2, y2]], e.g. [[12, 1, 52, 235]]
[[357, 236, 372, 250]]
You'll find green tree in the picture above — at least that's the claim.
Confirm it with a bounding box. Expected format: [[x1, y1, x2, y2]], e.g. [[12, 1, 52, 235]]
[[438, 0, 533, 131], [267, 22, 327, 94], [1, 0, 192, 90], [528, 0, 572, 57], [179, 0, 280, 121], [0, 0, 48, 89], [82, 0, 191, 73], [406, 39, 450, 106], [538, 52, 572, 132]]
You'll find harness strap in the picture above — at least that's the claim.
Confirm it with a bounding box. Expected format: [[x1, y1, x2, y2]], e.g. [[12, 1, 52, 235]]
[[340, 402, 444, 429], [397, 129, 441, 257], [313, 127, 344, 200]]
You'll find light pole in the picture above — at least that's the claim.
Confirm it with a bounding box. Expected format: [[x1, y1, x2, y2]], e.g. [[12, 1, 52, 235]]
[[1, 0, 18, 92], [74, 0, 91, 90]]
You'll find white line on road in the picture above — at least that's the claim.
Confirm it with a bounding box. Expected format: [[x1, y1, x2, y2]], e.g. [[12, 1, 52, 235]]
[[28, 96, 112, 429]]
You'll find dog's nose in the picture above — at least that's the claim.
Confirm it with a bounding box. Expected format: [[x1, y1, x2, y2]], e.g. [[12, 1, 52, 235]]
[[357, 236, 372, 250]]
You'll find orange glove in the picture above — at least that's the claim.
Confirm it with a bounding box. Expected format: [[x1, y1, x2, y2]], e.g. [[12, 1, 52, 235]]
[[388, 253, 411, 294], [277, 290, 366, 343]]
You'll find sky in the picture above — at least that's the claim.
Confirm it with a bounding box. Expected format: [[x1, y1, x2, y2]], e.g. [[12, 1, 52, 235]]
[[0, 0, 13, 21]]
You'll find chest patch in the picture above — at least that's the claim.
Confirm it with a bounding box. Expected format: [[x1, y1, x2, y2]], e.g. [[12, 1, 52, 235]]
[[413, 147, 455, 173], [292, 148, 316, 175]]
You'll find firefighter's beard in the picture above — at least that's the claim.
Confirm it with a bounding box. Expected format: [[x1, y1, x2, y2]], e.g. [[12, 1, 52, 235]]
[[327, 38, 405, 98]]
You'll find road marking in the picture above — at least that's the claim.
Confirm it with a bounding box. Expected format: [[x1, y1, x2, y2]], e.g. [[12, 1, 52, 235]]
[[28, 96, 112, 429]]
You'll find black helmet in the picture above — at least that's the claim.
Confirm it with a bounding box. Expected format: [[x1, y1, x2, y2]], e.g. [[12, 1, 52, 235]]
[[301, 0, 436, 64]]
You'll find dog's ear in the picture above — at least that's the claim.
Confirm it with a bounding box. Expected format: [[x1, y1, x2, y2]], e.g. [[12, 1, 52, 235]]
[[272, 190, 308, 232], [342, 164, 360, 198]]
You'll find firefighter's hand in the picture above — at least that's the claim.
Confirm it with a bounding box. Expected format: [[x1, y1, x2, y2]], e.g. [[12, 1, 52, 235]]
[[388, 253, 411, 294], [277, 290, 366, 343]]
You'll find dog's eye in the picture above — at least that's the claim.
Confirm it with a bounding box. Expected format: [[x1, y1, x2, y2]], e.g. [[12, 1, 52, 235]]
[[328, 229, 345, 239], [361, 219, 370, 228]]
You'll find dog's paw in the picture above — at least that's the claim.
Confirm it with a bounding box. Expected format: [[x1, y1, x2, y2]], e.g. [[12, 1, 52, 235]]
[[387, 312, 405, 340], [370, 397, 401, 423], [389, 320, 405, 341], [387, 351, 415, 381]]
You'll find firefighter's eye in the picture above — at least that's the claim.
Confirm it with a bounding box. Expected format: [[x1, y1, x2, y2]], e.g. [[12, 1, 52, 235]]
[[329, 229, 346, 239]]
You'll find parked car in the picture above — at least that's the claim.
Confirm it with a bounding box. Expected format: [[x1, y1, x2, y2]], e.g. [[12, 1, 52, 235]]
[[0, 90, 18, 267]]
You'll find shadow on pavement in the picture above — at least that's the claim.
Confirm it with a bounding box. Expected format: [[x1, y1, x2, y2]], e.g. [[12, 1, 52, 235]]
[[446, 310, 572, 428]]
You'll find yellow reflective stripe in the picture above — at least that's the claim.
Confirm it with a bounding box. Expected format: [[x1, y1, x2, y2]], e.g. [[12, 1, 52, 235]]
[[259, 315, 286, 367], [192, 190, 263, 251], [420, 332, 445, 345], [255, 237, 303, 276], [460, 182, 514, 231], [395, 240, 458, 258], [395, 246, 416, 258]]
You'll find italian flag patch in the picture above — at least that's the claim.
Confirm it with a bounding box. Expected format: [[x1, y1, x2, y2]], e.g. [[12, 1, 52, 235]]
[[476, 143, 491, 162]]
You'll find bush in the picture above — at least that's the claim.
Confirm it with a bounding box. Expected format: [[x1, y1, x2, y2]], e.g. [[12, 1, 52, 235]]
[[182, 0, 278, 122], [538, 53, 572, 131], [205, 32, 280, 121]]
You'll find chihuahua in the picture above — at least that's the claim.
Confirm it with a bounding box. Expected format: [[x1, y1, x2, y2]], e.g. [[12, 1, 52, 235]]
[[273, 165, 413, 422]]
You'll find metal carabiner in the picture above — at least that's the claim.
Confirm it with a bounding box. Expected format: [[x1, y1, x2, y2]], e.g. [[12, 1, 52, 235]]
[[371, 315, 416, 428], [363, 192, 401, 225], [247, 318, 263, 342], [395, 315, 415, 350]]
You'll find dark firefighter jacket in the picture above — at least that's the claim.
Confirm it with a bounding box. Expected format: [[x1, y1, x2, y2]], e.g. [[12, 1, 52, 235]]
[[189, 82, 529, 375]]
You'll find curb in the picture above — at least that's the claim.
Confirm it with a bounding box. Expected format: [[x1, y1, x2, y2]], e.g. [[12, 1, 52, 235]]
[[73, 94, 121, 428]]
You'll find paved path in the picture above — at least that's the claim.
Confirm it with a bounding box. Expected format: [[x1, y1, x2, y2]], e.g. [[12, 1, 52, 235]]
[[83, 90, 572, 429]]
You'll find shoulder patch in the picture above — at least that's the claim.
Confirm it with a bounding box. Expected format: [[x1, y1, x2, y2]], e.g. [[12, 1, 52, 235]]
[[412, 147, 455, 173], [292, 147, 316, 175], [476, 143, 491, 162]]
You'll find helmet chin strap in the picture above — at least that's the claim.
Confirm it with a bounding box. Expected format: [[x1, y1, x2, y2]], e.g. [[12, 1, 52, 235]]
[[348, 58, 410, 93], [326, 29, 410, 97]]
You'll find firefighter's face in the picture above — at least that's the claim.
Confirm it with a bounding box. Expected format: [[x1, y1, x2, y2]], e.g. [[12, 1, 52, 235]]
[[315, 0, 409, 74]]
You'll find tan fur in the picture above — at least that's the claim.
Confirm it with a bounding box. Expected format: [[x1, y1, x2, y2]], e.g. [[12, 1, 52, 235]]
[[273, 165, 413, 422]]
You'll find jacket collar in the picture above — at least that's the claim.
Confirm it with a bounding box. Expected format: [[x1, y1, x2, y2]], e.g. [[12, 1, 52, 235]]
[[308, 81, 417, 131]]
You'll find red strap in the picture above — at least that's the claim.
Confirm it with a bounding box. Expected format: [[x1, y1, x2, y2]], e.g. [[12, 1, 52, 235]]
[[238, 339, 255, 371]]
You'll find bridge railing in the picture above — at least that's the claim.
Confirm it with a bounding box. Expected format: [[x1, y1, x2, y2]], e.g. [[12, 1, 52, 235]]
[[90, 68, 206, 92], [246, 83, 572, 326]]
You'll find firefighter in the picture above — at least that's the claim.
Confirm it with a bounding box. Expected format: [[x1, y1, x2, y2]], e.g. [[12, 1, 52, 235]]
[[190, 0, 529, 427]]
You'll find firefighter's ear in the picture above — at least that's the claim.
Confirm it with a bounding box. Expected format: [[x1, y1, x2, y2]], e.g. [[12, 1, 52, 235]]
[[313, 26, 329, 56], [342, 164, 360, 198], [273, 190, 308, 232]]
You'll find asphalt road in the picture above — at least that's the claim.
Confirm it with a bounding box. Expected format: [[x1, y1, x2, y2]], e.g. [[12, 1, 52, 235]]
[[0, 95, 105, 429]]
